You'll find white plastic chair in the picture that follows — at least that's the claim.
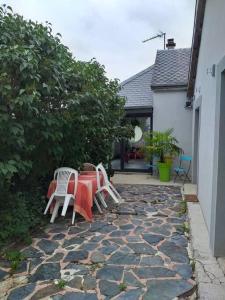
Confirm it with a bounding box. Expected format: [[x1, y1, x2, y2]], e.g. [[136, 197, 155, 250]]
[[96, 163, 123, 205], [44, 167, 78, 224]]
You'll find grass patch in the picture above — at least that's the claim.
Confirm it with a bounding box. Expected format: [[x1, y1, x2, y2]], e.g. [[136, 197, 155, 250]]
[[54, 279, 67, 289], [119, 282, 127, 292], [4, 250, 25, 271], [178, 200, 187, 216], [190, 259, 196, 272], [90, 263, 101, 272]]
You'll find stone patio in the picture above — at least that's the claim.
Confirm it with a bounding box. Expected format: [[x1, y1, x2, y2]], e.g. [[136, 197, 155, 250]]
[[0, 184, 196, 300]]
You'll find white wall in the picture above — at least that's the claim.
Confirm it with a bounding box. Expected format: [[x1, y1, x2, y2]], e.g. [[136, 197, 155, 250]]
[[193, 0, 225, 230], [153, 90, 193, 162]]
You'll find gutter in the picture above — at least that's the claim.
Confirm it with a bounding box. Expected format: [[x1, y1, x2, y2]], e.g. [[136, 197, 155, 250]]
[[187, 0, 206, 100]]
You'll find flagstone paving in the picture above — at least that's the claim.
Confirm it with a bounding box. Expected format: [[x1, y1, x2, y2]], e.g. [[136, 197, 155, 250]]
[[0, 184, 196, 299]]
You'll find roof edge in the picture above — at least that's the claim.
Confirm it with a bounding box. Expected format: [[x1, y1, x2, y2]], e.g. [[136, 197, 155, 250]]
[[120, 65, 154, 87], [187, 0, 206, 99]]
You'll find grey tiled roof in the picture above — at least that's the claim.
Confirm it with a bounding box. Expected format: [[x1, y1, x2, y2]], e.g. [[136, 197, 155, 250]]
[[151, 48, 191, 89], [119, 65, 154, 108]]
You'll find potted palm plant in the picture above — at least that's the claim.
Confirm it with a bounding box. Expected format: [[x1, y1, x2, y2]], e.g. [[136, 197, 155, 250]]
[[144, 128, 182, 182]]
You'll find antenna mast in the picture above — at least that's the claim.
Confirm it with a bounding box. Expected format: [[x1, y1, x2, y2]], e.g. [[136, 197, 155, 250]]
[[142, 32, 166, 49]]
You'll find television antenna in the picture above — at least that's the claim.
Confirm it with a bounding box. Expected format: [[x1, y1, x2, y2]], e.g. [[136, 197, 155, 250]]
[[142, 31, 166, 49]]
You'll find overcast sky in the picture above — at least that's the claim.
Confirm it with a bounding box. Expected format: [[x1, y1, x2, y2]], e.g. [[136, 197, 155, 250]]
[[1, 0, 196, 81]]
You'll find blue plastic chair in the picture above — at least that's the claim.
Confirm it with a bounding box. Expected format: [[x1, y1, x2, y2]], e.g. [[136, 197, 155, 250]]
[[174, 155, 192, 183]]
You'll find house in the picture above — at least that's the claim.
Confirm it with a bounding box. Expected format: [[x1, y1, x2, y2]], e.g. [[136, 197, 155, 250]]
[[188, 0, 225, 256], [112, 39, 192, 172], [151, 44, 192, 164]]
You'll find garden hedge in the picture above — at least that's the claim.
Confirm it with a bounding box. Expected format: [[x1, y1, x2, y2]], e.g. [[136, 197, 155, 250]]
[[0, 5, 131, 246]]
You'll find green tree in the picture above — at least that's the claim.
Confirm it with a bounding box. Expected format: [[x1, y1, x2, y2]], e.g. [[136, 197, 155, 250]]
[[0, 5, 131, 246]]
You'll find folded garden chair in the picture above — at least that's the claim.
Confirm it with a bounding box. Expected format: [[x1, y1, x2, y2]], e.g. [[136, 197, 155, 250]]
[[173, 155, 192, 184], [96, 163, 123, 206], [81, 162, 105, 212], [44, 167, 78, 224]]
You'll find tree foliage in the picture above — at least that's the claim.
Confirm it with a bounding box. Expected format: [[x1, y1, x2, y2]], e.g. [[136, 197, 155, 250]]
[[0, 5, 131, 246]]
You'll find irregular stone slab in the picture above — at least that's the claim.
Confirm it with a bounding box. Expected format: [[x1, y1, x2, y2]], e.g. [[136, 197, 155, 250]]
[[64, 250, 88, 262], [37, 239, 59, 255], [52, 233, 66, 240], [142, 234, 164, 245], [120, 246, 134, 254], [89, 235, 103, 243], [173, 264, 193, 279], [67, 276, 83, 289], [8, 283, 36, 300], [90, 252, 105, 263], [133, 226, 145, 234], [99, 280, 120, 297], [98, 224, 117, 233], [140, 256, 164, 266], [144, 279, 194, 300], [63, 237, 84, 248], [0, 268, 8, 280], [29, 263, 60, 282], [110, 230, 129, 237], [47, 253, 64, 262], [63, 263, 89, 275], [79, 243, 98, 251], [89, 221, 108, 232], [48, 224, 68, 233], [14, 260, 27, 273], [52, 292, 98, 300], [96, 265, 124, 281], [127, 243, 156, 255], [134, 267, 176, 279], [30, 284, 60, 300], [68, 226, 85, 235], [98, 244, 118, 255], [22, 246, 43, 258], [119, 224, 134, 230], [149, 226, 171, 236], [167, 217, 183, 224], [83, 276, 96, 290], [126, 236, 142, 243], [170, 234, 188, 247], [123, 271, 144, 287], [159, 241, 189, 263], [108, 252, 140, 265], [101, 240, 111, 246], [29, 257, 43, 272], [116, 288, 143, 300], [109, 238, 125, 245]]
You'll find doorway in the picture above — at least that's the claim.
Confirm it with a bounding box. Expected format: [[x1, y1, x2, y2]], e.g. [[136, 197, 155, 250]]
[[112, 109, 153, 172]]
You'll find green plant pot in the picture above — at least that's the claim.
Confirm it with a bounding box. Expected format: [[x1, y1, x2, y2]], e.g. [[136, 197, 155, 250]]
[[157, 162, 171, 182]]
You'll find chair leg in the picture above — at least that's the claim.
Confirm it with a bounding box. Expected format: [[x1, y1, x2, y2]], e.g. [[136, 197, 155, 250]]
[[97, 192, 108, 208], [44, 194, 55, 215], [50, 201, 60, 223], [61, 195, 72, 216], [72, 210, 76, 225], [174, 172, 178, 183], [105, 186, 119, 204], [109, 183, 123, 203], [94, 197, 103, 214]]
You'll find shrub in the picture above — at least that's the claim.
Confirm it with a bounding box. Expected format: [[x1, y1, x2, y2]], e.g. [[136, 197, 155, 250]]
[[0, 5, 131, 246]]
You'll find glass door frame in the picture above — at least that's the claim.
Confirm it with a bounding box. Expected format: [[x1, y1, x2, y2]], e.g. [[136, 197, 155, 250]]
[[120, 107, 153, 173]]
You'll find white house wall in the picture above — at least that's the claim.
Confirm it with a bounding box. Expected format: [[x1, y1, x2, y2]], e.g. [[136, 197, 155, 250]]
[[193, 0, 225, 231], [153, 90, 192, 161]]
